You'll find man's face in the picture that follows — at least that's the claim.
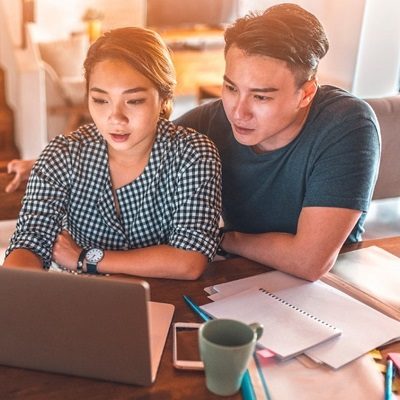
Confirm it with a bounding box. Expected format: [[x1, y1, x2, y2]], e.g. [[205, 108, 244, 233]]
[[222, 45, 312, 152]]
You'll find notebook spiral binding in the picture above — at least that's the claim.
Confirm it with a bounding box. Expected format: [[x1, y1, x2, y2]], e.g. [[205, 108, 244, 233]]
[[258, 288, 340, 332]]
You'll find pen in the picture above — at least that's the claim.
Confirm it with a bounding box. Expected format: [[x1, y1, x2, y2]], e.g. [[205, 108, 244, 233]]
[[183, 295, 212, 322], [183, 295, 256, 400], [385, 359, 393, 400]]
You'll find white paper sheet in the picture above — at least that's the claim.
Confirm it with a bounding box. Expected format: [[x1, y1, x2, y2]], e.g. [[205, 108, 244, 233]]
[[203, 270, 400, 369]]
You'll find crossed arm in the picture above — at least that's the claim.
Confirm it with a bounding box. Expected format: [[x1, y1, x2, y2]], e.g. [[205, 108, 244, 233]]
[[3, 235, 208, 280], [52, 231, 208, 280], [221, 206, 362, 281]]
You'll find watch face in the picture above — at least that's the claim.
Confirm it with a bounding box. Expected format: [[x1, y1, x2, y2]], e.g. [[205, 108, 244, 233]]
[[86, 248, 104, 263]]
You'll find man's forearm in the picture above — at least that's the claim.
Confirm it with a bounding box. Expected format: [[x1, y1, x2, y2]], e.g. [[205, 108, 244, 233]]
[[222, 231, 337, 281]]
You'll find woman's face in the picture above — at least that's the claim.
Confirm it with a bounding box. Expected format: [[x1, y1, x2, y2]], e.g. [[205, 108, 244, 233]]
[[88, 58, 164, 157]]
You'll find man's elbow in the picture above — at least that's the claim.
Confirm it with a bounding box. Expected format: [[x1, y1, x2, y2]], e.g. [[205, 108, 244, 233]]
[[295, 256, 336, 282]]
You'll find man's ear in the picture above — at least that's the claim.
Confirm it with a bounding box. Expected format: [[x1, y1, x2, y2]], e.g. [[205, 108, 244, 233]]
[[299, 79, 318, 108]]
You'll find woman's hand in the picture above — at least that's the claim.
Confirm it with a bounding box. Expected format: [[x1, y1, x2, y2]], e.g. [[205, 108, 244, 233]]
[[52, 230, 82, 271]]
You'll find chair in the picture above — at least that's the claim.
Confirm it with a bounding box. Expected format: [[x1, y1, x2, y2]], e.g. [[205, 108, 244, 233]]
[[362, 96, 400, 239], [365, 96, 400, 200], [27, 24, 91, 142]]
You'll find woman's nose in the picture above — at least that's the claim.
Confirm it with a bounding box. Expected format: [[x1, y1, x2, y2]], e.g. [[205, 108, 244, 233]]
[[108, 105, 128, 123]]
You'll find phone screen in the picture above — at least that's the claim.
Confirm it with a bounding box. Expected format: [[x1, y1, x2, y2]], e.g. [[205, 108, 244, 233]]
[[173, 323, 204, 369], [176, 325, 201, 362]]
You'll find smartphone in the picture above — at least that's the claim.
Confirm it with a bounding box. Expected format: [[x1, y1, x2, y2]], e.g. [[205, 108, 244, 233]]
[[173, 322, 204, 370]]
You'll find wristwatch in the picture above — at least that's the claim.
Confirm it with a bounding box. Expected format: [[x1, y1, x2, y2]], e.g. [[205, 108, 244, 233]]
[[85, 248, 104, 274], [77, 249, 87, 274]]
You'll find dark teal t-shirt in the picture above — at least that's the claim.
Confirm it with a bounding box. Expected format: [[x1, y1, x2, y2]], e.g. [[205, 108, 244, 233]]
[[175, 85, 381, 242]]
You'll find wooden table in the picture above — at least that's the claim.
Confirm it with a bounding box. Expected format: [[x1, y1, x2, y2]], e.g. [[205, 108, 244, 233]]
[[1, 236, 399, 399]]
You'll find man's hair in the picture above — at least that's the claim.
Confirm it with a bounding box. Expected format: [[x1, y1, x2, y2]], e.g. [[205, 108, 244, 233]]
[[224, 3, 329, 86], [84, 27, 176, 118]]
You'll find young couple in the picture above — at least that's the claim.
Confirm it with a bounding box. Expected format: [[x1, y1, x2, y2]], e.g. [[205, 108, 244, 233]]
[[4, 4, 380, 281]]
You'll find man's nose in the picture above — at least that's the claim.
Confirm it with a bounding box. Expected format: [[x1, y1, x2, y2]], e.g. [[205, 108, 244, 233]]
[[233, 97, 252, 121]]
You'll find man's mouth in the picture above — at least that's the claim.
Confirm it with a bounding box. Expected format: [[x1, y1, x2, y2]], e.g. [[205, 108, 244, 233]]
[[233, 124, 254, 135]]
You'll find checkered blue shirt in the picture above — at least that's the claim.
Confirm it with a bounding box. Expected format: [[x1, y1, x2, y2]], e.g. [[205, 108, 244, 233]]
[[7, 120, 222, 268]]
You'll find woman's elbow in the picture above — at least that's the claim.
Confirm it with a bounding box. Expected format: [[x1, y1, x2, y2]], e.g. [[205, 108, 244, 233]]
[[179, 255, 207, 280]]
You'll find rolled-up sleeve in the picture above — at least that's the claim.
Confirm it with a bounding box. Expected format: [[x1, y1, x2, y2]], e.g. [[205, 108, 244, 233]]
[[169, 135, 222, 261], [6, 136, 71, 267]]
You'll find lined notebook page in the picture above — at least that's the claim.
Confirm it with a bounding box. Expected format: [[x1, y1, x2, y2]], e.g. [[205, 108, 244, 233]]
[[201, 287, 342, 360]]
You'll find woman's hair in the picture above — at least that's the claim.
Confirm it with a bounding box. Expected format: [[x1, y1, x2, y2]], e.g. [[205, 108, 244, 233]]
[[224, 3, 329, 86], [84, 27, 176, 118]]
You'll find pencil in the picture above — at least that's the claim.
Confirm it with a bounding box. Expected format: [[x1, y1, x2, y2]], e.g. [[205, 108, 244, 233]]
[[385, 359, 393, 400]]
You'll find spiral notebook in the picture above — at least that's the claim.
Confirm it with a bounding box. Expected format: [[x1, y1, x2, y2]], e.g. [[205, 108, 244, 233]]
[[201, 287, 342, 360]]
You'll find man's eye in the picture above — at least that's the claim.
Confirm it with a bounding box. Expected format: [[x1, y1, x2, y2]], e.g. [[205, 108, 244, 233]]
[[254, 95, 271, 101], [224, 83, 237, 92]]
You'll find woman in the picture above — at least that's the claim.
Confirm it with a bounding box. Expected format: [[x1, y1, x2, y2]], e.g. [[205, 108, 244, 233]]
[[4, 27, 222, 280]]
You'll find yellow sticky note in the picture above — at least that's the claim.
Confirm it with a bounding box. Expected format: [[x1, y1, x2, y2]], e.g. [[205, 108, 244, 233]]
[[370, 349, 382, 360]]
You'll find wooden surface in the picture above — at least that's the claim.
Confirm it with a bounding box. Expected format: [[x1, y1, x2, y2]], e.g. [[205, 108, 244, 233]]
[[0, 236, 399, 399], [0, 161, 26, 220], [171, 48, 225, 96], [0, 67, 19, 160], [198, 84, 222, 102], [161, 28, 225, 96]]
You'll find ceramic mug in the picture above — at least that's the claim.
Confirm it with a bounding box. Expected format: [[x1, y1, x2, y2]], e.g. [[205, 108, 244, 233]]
[[198, 319, 263, 396]]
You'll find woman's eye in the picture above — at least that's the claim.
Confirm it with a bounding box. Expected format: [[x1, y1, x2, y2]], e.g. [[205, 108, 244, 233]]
[[92, 97, 108, 104], [127, 99, 146, 105]]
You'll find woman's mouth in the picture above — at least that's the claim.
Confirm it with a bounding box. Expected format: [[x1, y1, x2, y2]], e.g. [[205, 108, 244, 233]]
[[110, 133, 130, 142]]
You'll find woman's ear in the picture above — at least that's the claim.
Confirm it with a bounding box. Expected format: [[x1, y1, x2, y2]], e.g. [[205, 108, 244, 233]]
[[160, 98, 173, 119], [159, 100, 167, 118], [299, 78, 318, 108]]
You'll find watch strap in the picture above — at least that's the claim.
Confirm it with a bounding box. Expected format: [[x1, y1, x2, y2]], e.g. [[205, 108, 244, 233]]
[[86, 262, 98, 275], [77, 249, 87, 274]]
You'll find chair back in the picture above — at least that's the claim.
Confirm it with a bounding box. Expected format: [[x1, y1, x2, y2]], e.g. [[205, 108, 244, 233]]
[[365, 96, 400, 200]]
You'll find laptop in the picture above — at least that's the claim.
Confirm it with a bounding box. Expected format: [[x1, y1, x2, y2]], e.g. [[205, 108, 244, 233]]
[[0, 267, 174, 385]]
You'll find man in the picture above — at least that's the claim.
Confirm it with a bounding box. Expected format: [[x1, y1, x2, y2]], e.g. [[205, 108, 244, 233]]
[[6, 4, 380, 281], [175, 3, 380, 281]]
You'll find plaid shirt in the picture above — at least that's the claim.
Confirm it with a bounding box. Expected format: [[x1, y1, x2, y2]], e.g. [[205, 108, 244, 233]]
[[7, 120, 222, 268]]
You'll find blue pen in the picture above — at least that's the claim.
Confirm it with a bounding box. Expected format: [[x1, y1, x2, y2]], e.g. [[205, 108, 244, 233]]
[[385, 359, 393, 400], [183, 295, 256, 400], [183, 295, 212, 322]]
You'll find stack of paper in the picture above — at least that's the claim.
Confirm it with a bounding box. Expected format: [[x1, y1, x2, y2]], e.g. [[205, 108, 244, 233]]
[[331, 246, 400, 308], [202, 286, 342, 360], [202, 269, 400, 369]]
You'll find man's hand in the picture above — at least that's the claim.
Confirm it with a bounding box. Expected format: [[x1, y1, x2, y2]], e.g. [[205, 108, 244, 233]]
[[6, 159, 35, 193], [52, 230, 82, 271]]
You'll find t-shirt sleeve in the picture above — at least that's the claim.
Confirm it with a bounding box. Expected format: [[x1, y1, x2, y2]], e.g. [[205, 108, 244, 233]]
[[303, 115, 380, 212]]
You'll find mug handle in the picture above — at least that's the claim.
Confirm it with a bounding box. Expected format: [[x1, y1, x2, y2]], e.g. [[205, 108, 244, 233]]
[[249, 322, 263, 340]]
